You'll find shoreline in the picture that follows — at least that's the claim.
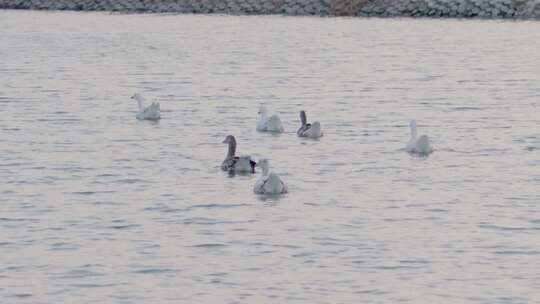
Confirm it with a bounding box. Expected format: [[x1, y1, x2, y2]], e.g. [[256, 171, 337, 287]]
[[1, 0, 540, 20]]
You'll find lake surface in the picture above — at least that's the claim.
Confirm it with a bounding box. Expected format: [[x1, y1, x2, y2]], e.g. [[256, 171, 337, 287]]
[[1, 10, 539, 303]]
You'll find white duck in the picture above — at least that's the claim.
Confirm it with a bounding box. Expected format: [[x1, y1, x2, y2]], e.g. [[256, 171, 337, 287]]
[[222, 135, 256, 173], [406, 120, 433, 155], [297, 110, 323, 138], [256, 105, 284, 133], [253, 159, 287, 195], [131, 93, 160, 120]]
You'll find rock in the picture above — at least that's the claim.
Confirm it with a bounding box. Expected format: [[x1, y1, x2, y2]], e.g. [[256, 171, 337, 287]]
[[1, 0, 540, 19]]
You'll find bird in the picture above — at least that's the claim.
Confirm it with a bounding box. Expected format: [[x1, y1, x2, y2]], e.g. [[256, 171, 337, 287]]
[[253, 159, 287, 195], [406, 120, 433, 155], [221, 135, 256, 173], [297, 110, 323, 138], [131, 93, 160, 120], [256, 105, 284, 133]]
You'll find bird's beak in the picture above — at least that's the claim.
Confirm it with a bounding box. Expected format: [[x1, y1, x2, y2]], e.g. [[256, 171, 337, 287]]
[[222, 139, 228, 143]]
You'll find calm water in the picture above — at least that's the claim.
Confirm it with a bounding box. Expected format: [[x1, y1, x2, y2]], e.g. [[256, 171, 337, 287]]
[[1, 10, 539, 303]]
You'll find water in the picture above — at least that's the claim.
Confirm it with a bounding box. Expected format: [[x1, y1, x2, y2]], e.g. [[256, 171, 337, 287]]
[[1, 10, 540, 303]]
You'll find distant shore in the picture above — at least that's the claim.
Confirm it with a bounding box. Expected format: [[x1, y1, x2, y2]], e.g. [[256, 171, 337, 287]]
[[2, 0, 540, 19]]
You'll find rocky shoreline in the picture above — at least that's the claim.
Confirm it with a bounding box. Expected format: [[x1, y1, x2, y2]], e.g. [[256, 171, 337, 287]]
[[1, 0, 540, 19]]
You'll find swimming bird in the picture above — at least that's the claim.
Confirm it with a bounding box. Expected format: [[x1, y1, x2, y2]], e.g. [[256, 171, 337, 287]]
[[253, 159, 287, 195], [297, 110, 323, 138], [406, 120, 433, 155], [256, 105, 284, 133], [222, 135, 256, 173], [131, 93, 160, 120]]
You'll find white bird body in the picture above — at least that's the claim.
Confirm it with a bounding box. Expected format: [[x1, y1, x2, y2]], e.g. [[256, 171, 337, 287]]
[[302, 121, 323, 138], [406, 120, 433, 155], [222, 135, 256, 173], [297, 111, 323, 138], [257, 106, 284, 133], [230, 155, 255, 173], [132, 93, 161, 120], [254, 159, 287, 195]]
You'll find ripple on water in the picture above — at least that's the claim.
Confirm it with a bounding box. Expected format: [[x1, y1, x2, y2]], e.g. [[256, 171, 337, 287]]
[[54, 269, 105, 279], [180, 217, 256, 226], [8, 294, 33, 299], [478, 224, 532, 232], [108, 224, 140, 230], [66, 191, 115, 195], [189, 203, 252, 210], [49, 243, 80, 251], [69, 283, 117, 288], [191, 243, 227, 249], [493, 250, 540, 256], [145, 206, 190, 213], [113, 178, 150, 184], [132, 268, 179, 275]]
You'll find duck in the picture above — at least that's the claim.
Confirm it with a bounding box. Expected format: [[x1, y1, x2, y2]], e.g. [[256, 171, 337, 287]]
[[297, 110, 323, 138], [256, 105, 284, 133], [406, 120, 433, 155], [131, 93, 160, 120], [253, 159, 287, 195], [221, 135, 256, 173]]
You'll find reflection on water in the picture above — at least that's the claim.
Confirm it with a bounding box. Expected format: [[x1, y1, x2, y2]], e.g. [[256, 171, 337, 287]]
[[1, 10, 540, 303]]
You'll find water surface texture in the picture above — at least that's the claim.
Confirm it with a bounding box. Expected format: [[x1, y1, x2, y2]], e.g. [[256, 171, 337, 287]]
[[1, 10, 540, 303]]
